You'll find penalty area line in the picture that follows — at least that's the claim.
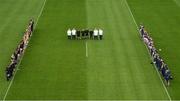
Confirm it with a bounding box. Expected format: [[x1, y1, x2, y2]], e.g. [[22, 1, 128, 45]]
[[2, 0, 47, 100], [124, 0, 172, 100]]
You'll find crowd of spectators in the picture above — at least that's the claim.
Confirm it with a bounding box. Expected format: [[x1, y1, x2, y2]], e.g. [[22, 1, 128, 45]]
[[5, 19, 34, 81], [139, 25, 173, 86]]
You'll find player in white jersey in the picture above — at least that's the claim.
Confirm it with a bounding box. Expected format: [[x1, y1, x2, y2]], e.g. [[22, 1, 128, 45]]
[[98, 29, 103, 40], [93, 28, 98, 40], [72, 28, 77, 39], [67, 29, 72, 39]]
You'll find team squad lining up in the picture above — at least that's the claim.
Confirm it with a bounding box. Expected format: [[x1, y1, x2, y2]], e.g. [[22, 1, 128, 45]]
[[4, 21, 172, 87], [5, 19, 34, 81], [139, 25, 173, 86]]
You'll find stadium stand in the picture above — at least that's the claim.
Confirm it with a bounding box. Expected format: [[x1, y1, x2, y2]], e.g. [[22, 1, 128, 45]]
[[5, 19, 34, 81]]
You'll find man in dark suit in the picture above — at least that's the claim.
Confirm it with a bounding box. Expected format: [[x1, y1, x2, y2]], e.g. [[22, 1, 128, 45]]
[[84, 29, 89, 39], [76, 30, 81, 39], [81, 29, 85, 39], [6, 68, 11, 81], [89, 30, 93, 39]]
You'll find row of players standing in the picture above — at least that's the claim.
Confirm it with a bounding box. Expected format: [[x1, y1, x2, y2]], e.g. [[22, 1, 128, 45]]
[[5, 19, 34, 81], [67, 28, 103, 40], [139, 25, 173, 86]]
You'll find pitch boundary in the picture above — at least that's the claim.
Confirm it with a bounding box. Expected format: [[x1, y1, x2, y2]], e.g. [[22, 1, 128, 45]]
[[123, 0, 172, 100], [2, 0, 172, 100], [2, 0, 47, 100]]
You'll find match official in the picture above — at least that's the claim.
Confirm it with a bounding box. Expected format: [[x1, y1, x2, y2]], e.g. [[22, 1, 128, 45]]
[[76, 30, 81, 39], [72, 28, 76, 39], [85, 29, 89, 39], [67, 29, 72, 39], [89, 30, 93, 39], [93, 28, 98, 40], [98, 29, 103, 40]]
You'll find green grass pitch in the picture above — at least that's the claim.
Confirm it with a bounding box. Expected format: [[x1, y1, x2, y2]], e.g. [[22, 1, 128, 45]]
[[0, 0, 179, 100]]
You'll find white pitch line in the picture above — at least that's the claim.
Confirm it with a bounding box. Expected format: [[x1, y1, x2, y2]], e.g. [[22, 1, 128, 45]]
[[123, 0, 172, 100], [86, 41, 88, 57], [2, 0, 47, 100]]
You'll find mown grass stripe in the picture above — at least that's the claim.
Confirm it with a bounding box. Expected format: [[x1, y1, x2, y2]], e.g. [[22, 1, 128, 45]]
[[124, 0, 171, 100], [86, 41, 88, 57], [2, 0, 47, 100]]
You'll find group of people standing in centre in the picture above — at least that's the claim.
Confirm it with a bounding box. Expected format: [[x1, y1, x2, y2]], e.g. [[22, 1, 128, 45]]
[[5, 19, 34, 81], [139, 25, 173, 86], [67, 28, 103, 40]]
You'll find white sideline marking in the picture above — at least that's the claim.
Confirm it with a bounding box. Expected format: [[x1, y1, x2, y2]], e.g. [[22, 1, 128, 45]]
[[123, 0, 172, 100], [2, 0, 47, 100], [86, 41, 88, 57]]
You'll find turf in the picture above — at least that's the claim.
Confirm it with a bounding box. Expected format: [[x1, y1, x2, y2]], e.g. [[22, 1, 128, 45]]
[[127, 0, 180, 99], [0, 0, 46, 99], [0, 0, 177, 100]]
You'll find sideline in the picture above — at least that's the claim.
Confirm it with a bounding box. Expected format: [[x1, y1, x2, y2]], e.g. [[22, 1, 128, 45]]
[[2, 0, 47, 100], [124, 0, 172, 100]]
